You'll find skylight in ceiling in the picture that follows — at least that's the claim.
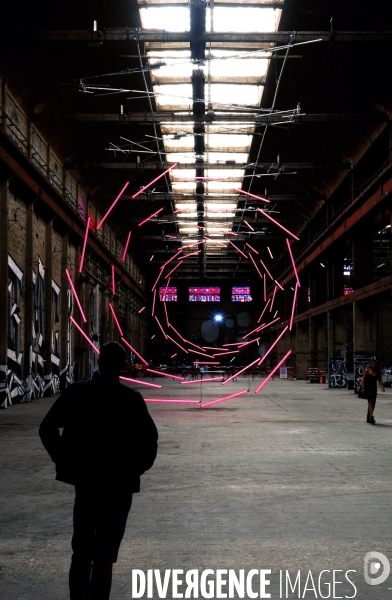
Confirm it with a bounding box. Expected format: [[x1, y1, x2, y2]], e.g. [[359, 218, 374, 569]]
[[138, 2, 283, 256]]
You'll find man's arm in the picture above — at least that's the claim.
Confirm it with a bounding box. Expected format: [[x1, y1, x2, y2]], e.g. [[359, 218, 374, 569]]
[[39, 390, 70, 464]]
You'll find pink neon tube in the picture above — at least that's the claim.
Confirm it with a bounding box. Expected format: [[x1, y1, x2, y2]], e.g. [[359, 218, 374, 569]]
[[97, 182, 130, 230], [249, 253, 264, 279], [167, 334, 189, 354], [264, 273, 266, 301], [138, 207, 164, 228], [161, 249, 183, 271], [258, 326, 288, 366], [119, 376, 162, 389], [163, 301, 169, 327], [286, 238, 301, 287], [70, 316, 99, 354], [79, 216, 91, 273], [138, 306, 146, 314], [122, 231, 132, 262], [213, 350, 239, 356], [187, 348, 216, 359], [165, 260, 183, 279], [132, 163, 178, 199], [257, 298, 271, 324], [146, 368, 184, 381], [109, 302, 124, 336], [169, 323, 187, 343], [151, 270, 162, 292], [257, 208, 300, 241], [242, 322, 267, 339], [111, 265, 116, 296], [181, 377, 224, 385], [193, 361, 220, 365], [66, 269, 87, 322], [185, 340, 206, 352], [256, 316, 280, 332], [267, 246, 273, 259], [270, 285, 277, 312], [237, 338, 260, 348], [151, 288, 157, 317], [121, 337, 148, 365], [155, 315, 168, 339], [201, 389, 249, 408], [229, 240, 248, 259], [233, 188, 270, 203], [259, 258, 273, 280], [222, 358, 260, 385], [289, 283, 299, 331], [244, 220, 254, 232], [246, 242, 259, 255], [144, 398, 200, 404], [274, 279, 284, 291], [255, 350, 292, 394]]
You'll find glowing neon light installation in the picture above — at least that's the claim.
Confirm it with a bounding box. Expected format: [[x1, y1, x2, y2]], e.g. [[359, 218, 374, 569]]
[[244, 220, 254, 232], [165, 260, 183, 279], [258, 327, 288, 366], [155, 315, 168, 339], [122, 231, 132, 262], [181, 377, 224, 385], [193, 361, 220, 365], [259, 258, 273, 280], [246, 243, 259, 255], [144, 398, 200, 404], [79, 216, 91, 273], [229, 240, 248, 259], [249, 254, 264, 279], [201, 390, 248, 408], [256, 208, 300, 241], [121, 337, 148, 365], [65, 269, 87, 322], [267, 247, 274, 259], [138, 306, 146, 314], [257, 299, 271, 323], [233, 188, 270, 203], [146, 369, 184, 381], [286, 238, 301, 287], [270, 285, 277, 312], [222, 358, 260, 385], [138, 207, 164, 227], [97, 182, 130, 230], [109, 302, 124, 336], [132, 163, 178, 199], [70, 316, 100, 354], [289, 283, 299, 331], [151, 288, 157, 317], [119, 376, 162, 389], [167, 335, 188, 354], [255, 350, 292, 394]]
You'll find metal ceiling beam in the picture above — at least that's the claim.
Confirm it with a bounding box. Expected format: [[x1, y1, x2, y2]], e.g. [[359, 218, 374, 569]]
[[65, 112, 387, 124], [67, 160, 351, 170], [8, 30, 392, 42], [151, 75, 266, 85], [138, 1, 285, 7]]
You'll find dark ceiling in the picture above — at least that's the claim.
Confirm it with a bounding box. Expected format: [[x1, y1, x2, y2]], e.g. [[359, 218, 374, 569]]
[[1, 0, 392, 283]]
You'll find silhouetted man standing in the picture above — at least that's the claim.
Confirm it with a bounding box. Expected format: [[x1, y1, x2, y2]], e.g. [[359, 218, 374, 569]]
[[39, 341, 158, 600]]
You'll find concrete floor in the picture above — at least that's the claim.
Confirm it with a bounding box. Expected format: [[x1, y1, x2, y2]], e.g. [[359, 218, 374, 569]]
[[1, 377, 392, 599]]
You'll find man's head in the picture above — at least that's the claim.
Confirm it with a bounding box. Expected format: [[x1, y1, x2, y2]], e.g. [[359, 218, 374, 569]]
[[98, 341, 127, 378]]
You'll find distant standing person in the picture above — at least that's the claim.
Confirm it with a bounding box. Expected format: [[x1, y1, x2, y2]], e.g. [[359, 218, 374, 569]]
[[39, 341, 158, 600], [361, 358, 385, 424]]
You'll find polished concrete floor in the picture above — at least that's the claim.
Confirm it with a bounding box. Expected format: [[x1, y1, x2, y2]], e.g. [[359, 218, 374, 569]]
[[1, 376, 392, 599]]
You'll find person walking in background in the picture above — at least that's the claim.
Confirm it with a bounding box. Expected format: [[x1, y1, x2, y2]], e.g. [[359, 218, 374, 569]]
[[39, 341, 158, 600], [361, 358, 385, 425]]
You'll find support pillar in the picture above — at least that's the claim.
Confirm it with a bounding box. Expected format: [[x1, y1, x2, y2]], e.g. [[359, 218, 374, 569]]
[[43, 219, 53, 396], [0, 178, 9, 370]]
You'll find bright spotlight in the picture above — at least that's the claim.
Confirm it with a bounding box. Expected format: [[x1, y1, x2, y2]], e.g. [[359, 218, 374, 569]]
[[214, 314, 223, 323]]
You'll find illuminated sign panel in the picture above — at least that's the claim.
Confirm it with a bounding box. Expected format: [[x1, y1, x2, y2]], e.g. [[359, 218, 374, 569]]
[[232, 286, 252, 302], [189, 287, 220, 302], [159, 286, 178, 301]]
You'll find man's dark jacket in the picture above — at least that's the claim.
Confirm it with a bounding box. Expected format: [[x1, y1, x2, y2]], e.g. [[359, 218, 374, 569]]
[[39, 378, 158, 491]]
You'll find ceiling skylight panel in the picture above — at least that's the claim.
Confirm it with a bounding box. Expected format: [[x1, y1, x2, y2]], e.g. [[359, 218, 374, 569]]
[[209, 84, 261, 107], [212, 7, 279, 33], [206, 134, 251, 150], [153, 84, 193, 110], [140, 7, 190, 31], [209, 54, 269, 79], [165, 137, 195, 152], [172, 182, 200, 192], [204, 151, 248, 163], [205, 181, 242, 192]]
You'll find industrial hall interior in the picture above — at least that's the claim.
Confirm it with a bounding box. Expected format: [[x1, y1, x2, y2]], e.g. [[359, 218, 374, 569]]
[[1, 0, 392, 598]]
